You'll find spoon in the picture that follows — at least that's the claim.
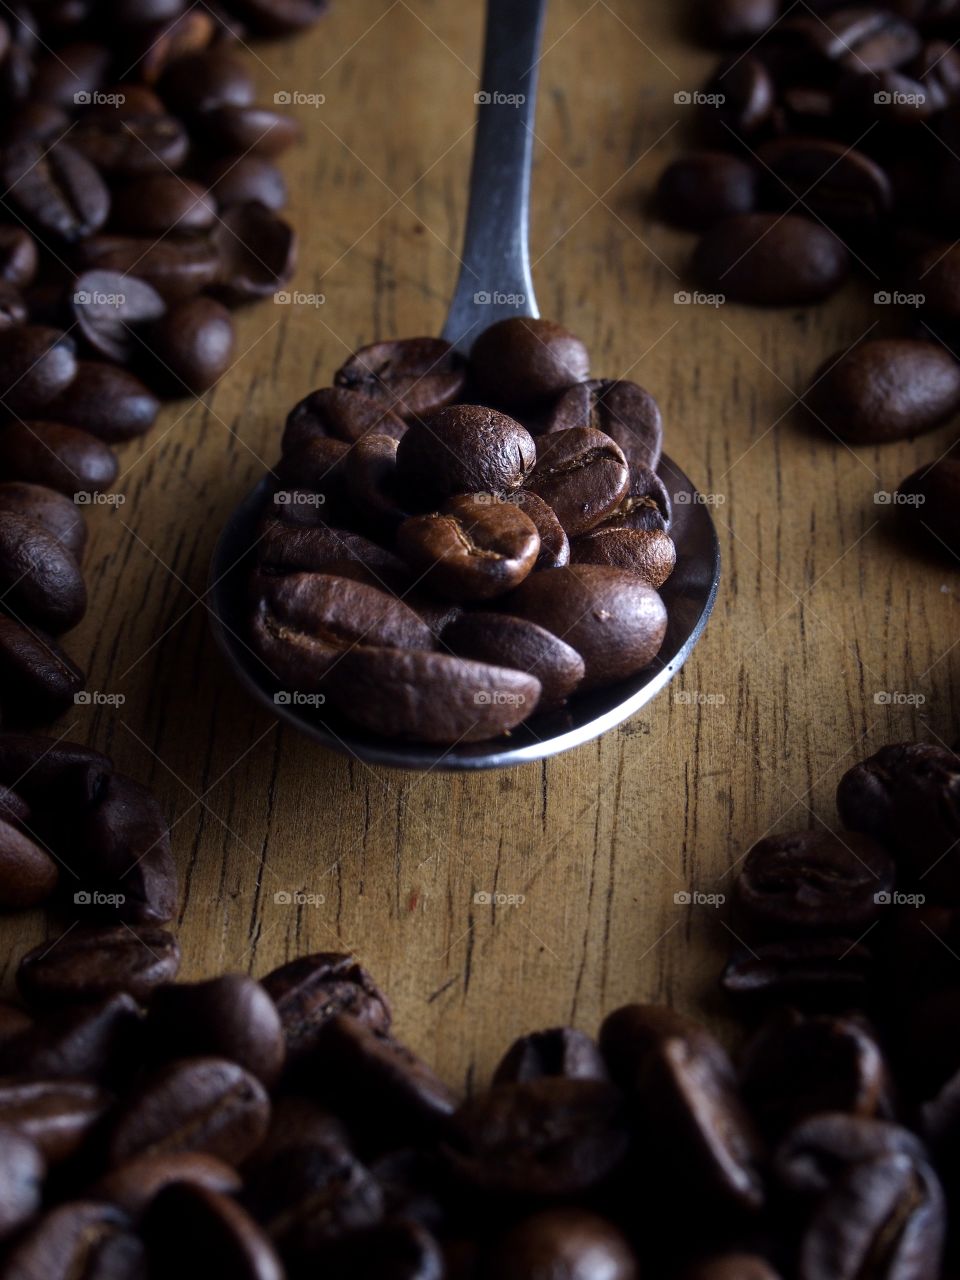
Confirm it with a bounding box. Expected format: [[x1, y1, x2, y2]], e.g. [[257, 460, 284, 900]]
[[208, 0, 721, 771]]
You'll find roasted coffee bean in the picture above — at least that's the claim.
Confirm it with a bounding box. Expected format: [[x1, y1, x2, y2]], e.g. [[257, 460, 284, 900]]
[[284, 385, 406, 450], [0, 815, 58, 909], [470, 318, 590, 410], [487, 1209, 637, 1280], [251, 1095, 350, 1166], [335, 338, 466, 420], [493, 1028, 608, 1085], [77, 234, 220, 302], [699, 0, 780, 45], [145, 975, 284, 1086], [41, 361, 160, 442], [0, 788, 29, 830], [0, 734, 110, 812], [396, 405, 536, 503], [0, 617, 85, 723], [0, 225, 38, 287], [159, 49, 255, 116], [756, 138, 893, 226], [504, 564, 667, 690], [327, 647, 541, 742], [805, 340, 960, 443], [694, 214, 850, 305], [256, 518, 406, 577], [0, 1126, 44, 1242], [838, 742, 950, 841], [344, 433, 407, 530], [446, 1078, 627, 1197], [147, 296, 235, 394], [31, 40, 110, 108], [107, 1056, 270, 1167], [111, 175, 217, 236], [442, 612, 584, 712], [508, 491, 570, 568], [71, 111, 189, 175], [526, 429, 631, 537], [571, 526, 676, 588], [195, 104, 300, 157], [0, 484, 84, 562], [205, 156, 287, 213], [397, 494, 540, 601], [92, 1151, 241, 1220], [0, 1078, 111, 1163], [0, 992, 141, 1084], [0, 281, 27, 330], [212, 202, 295, 305], [0, 420, 118, 496], [904, 988, 960, 1095], [681, 1257, 782, 1280], [318, 1219, 444, 1280], [735, 829, 895, 938], [699, 55, 774, 140], [69, 271, 167, 366], [658, 151, 759, 230], [1, 140, 109, 242], [0, 326, 77, 415], [146, 1183, 284, 1280], [131, 11, 218, 84], [17, 925, 180, 1008], [721, 936, 877, 1013], [260, 951, 391, 1069], [547, 378, 664, 473], [2, 101, 70, 146], [897, 458, 960, 558], [590, 464, 671, 534], [3, 1200, 146, 1279], [741, 1010, 892, 1139], [782, 7, 923, 72], [230, 0, 329, 36], [275, 436, 349, 496], [0, 510, 86, 633]]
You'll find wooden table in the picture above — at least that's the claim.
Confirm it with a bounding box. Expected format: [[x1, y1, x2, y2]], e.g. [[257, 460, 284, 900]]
[[2, 0, 957, 1086]]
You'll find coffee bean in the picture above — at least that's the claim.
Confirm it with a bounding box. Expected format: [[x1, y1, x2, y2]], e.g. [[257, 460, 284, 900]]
[[147, 296, 236, 393], [40, 362, 160, 442], [211, 203, 295, 304], [0, 483, 85, 560], [68, 270, 165, 366], [144, 1182, 284, 1280], [92, 1151, 241, 1221], [0, 617, 85, 723], [17, 925, 180, 1008], [699, 55, 774, 140], [111, 175, 217, 236], [107, 1056, 270, 1167], [504, 564, 667, 691], [195, 104, 299, 157], [735, 829, 895, 938], [487, 1209, 637, 1280], [659, 151, 759, 230], [0, 1078, 111, 1164], [3, 101, 69, 147], [898, 458, 960, 558], [0, 225, 38, 287], [260, 952, 391, 1070], [71, 111, 189, 175], [2, 1200, 145, 1279], [31, 41, 110, 109], [0, 992, 142, 1085], [318, 1219, 444, 1280], [0, 420, 118, 496], [0, 281, 27, 330], [699, 0, 780, 45], [756, 138, 893, 226], [549, 378, 664, 476], [493, 1028, 608, 1085], [571, 526, 677, 588], [284, 386, 407, 450], [327, 647, 541, 743], [0, 510, 86, 633], [470, 318, 590, 410], [805, 340, 960, 443], [230, 0, 329, 36], [526, 429, 630, 537], [397, 494, 540, 601], [129, 11, 217, 84], [1, 140, 109, 242], [680, 1257, 782, 1280], [396, 405, 536, 504], [275, 436, 349, 496], [205, 156, 288, 211], [0, 326, 77, 415], [256, 518, 406, 577], [694, 213, 850, 305], [837, 742, 951, 842], [0, 815, 57, 909], [506, 490, 570, 569], [442, 612, 584, 712], [723, 935, 878, 1013], [158, 49, 256, 116], [335, 338, 466, 420], [0, 734, 110, 812], [585, 462, 672, 533], [782, 8, 922, 72], [0, 789, 29, 831], [446, 1078, 627, 1197], [0, 1126, 44, 1242], [76, 234, 220, 302]]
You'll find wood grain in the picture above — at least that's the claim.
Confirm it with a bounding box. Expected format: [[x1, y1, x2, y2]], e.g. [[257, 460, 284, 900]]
[[1, 0, 958, 1086]]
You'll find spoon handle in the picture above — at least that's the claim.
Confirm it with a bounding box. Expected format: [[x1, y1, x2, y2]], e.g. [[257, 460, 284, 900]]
[[442, 0, 546, 354]]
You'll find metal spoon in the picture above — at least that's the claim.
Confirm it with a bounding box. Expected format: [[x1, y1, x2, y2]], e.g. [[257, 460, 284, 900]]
[[208, 0, 721, 771]]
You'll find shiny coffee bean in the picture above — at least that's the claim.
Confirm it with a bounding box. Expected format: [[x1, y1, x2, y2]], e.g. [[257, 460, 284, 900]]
[[335, 337, 466, 420], [487, 1209, 637, 1280], [546, 379, 664, 474], [70, 270, 167, 366], [148, 296, 235, 393], [443, 612, 584, 712], [838, 742, 952, 843], [0, 420, 118, 496], [256, 517, 406, 576], [504, 564, 667, 690], [804, 340, 960, 443], [131, 11, 218, 84], [0, 225, 38, 287], [0, 483, 85, 559], [0, 1126, 44, 1242], [493, 1027, 608, 1085], [17, 925, 180, 1008], [699, 0, 779, 45], [470, 317, 590, 410], [694, 213, 850, 305], [0, 282, 27, 330], [205, 156, 288, 211], [212, 203, 295, 304], [782, 8, 922, 72], [571, 526, 676, 588], [658, 151, 759, 230], [396, 405, 536, 504], [0, 815, 58, 909], [898, 458, 960, 559], [507, 491, 570, 568], [344, 433, 407, 531], [0, 1078, 110, 1164], [40, 362, 160, 442], [526, 428, 630, 537], [0, 618, 85, 723], [275, 436, 349, 495], [0, 734, 110, 812], [231, 0, 329, 35], [71, 111, 189, 175], [0, 326, 77, 415], [1, 1200, 145, 1280], [195, 104, 299, 157], [725, 935, 877, 1012], [1, 140, 109, 242], [158, 49, 256, 116], [144, 1182, 284, 1280], [92, 1151, 241, 1220], [0, 789, 29, 831], [284, 386, 406, 450], [261, 952, 390, 1069], [756, 138, 893, 226], [0, 992, 141, 1084], [111, 175, 217, 235], [251, 1095, 350, 1166], [699, 56, 774, 140], [0, 510, 86, 633], [76, 234, 220, 302]]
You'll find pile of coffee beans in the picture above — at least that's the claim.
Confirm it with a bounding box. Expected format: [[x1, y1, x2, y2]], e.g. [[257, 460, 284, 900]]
[[247, 318, 675, 743], [658, 1, 960, 543], [0, 1, 325, 723]]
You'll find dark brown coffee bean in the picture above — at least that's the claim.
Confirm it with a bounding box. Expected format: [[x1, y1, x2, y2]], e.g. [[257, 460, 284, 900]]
[[69, 271, 166, 366], [782, 8, 922, 72], [92, 1152, 240, 1223], [261, 952, 391, 1069], [545, 379, 664, 474], [327, 647, 541, 742], [110, 175, 217, 237], [699, 0, 779, 45], [318, 1219, 444, 1280], [504, 491, 569, 569], [0, 484, 85, 561], [3, 101, 70, 147], [735, 829, 895, 938], [0, 282, 26, 330], [71, 112, 189, 175], [284, 386, 406, 451], [144, 1182, 283, 1280], [0, 510, 86, 633], [0, 993, 141, 1084], [195, 104, 299, 157], [571, 526, 676, 588], [17, 926, 180, 1008], [0, 789, 29, 831], [343, 433, 407, 531], [0, 617, 85, 723], [443, 612, 584, 712], [659, 151, 758, 230], [700, 55, 774, 141], [0, 1078, 111, 1164], [335, 337, 466, 420], [493, 1028, 608, 1086], [504, 564, 667, 691], [0, 326, 77, 415], [397, 495, 540, 601], [1, 1200, 145, 1279], [0, 734, 110, 811], [805, 340, 960, 443], [275, 436, 349, 495], [76, 234, 220, 302], [107, 1057, 270, 1167], [147, 296, 235, 393], [229, 0, 328, 35], [527, 429, 630, 537], [0, 225, 38, 287], [591, 464, 673, 534], [40, 362, 160, 442], [680, 1257, 782, 1280], [251, 1095, 350, 1167], [0, 1126, 44, 1242], [1, 140, 109, 243], [158, 49, 255, 115], [488, 1209, 637, 1280], [838, 742, 951, 843], [446, 1078, 627, 1197], [694, 214, 850, 305], [211, 203, 295, 305], [0, 421, 118, 496], [31, 40, 110, 108], [757, 138, 893, 226], [130, 11, 217, 84], [205, 156, 288, 212], [722, 936, 876, 1012], [0, 815, 57, 909], [256, 518, 406, 576], [897, 459, 960, 559], [396, 405, 536, 503], [470, 318, 590, 410]]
